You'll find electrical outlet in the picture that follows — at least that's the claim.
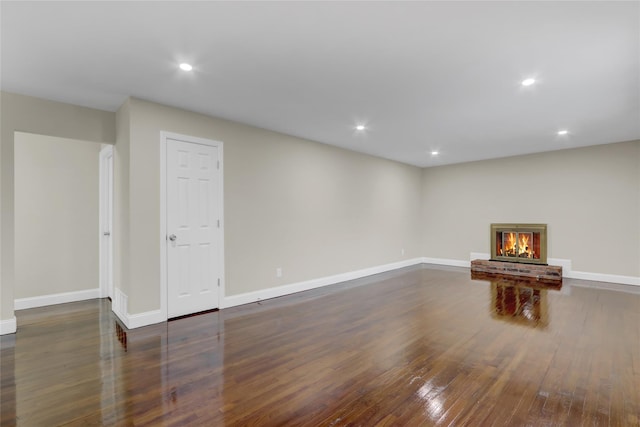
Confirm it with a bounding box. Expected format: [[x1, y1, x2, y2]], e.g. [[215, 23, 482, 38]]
[[276, 267, 282, 278], [401, 248, 405, 256]]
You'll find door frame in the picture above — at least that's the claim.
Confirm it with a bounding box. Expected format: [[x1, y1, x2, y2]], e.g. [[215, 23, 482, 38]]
[[159, 131, 225, 321], [99, 144, 114, 299]]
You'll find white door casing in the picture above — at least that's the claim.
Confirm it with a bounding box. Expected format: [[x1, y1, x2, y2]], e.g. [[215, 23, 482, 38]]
[[163, 134, 223, 318], [99, 145, 114, 299]]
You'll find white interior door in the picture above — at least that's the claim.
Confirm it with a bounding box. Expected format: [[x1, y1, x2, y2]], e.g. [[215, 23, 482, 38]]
[[166, 138, 221, 318], [99, 145, 114, 299]]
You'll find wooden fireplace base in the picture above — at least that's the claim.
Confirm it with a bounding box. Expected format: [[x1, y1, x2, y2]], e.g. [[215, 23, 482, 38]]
[[470, 259, 562, 281]]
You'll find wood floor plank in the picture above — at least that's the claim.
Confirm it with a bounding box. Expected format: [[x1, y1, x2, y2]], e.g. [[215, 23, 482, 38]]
[[2, 265, 640, 426]]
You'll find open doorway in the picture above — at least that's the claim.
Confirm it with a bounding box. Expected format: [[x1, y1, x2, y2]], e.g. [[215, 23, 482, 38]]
[[13, 132, 113, 309]]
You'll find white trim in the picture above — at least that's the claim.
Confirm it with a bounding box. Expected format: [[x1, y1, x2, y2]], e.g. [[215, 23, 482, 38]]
[[14, 288, 100, 310], [99, 145, 114, 299], [0, 317, 17, 335], [112, 287, 166, 329], [112, 288, 128, 325], [126, 310, 165, 329], [107, 257, 639, 330], [566, 271, 640, 286], [222, 258, 423, 309], [422, 257, 470, 268], [160, 131, 225, 321], [547, 257, 572, 275], [115, 309, 165, 330], [160, 134, 167, 321]]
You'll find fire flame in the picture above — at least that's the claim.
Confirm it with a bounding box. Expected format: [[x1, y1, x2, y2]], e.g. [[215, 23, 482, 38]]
[[519, 233, 530, 255], [503, 232, 533, 258], [505, 232, 516, 253]]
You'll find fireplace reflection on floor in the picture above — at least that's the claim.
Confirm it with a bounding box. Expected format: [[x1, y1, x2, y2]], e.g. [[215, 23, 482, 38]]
[[471, 271, 562, 329]]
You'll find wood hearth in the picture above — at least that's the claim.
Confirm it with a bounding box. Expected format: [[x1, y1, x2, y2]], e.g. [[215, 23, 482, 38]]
[[470, 261, 562, 282]]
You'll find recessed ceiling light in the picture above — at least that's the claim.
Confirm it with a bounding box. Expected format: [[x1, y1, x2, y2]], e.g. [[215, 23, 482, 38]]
[[179, 63, 193, 71], [431, 151, 439, 156], [557, 130, 569, 136], [521, 78, 536, 86], [356, 125, 366, 131]]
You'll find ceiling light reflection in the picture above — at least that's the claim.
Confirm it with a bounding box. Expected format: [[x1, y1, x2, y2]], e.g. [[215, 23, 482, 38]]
[[417, 382, 445, 421]]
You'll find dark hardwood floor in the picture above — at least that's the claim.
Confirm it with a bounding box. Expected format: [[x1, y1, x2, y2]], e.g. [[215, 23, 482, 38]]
[[1, 265, 639, 426]]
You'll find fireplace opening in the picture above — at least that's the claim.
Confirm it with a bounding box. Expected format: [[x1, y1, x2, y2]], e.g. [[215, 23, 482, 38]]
[[491, 223, 547, 265], [497, 231, 540, 259]]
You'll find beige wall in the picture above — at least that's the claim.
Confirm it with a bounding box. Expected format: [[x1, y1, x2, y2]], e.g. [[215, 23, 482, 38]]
[[123, 98, 423, 313], [114, 100, 131, 301], [14, 132, 100, 298], [421, 140, 640, 277], [3, 91, 639, 326], [0, 92, 115, 322]]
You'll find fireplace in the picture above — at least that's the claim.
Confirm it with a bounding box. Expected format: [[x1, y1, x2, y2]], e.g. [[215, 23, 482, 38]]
[[472, 223, 560, 280], [491, 223, 547, 265]]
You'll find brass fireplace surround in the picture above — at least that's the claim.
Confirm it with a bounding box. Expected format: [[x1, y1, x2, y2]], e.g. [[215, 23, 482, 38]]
[[490, 223, 547, 265]]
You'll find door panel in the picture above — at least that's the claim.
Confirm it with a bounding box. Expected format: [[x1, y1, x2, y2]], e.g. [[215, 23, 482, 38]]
[[167, 139, 220, 317]]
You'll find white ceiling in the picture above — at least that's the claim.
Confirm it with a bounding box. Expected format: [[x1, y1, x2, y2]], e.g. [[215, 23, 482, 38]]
[[2, 1, 639, 167]]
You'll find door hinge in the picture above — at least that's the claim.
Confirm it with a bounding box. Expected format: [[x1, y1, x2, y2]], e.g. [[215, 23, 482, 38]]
[[217, 219, 220, 228], [217, 278, 220, 287], [217, 160, 220, 170]]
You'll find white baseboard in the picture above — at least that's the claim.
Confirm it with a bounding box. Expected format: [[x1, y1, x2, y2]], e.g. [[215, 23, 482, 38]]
[[112, 288, 128, 326], [14, 288, 100, 311], [10, 257, 636, 335], [423, 257, 471, 268], [222, 257, 424, 309], [125, 310, 165, 329], [115, 258, 424, 328], [112, 288, 165, 329], [567, 271, 640, 286], [0, 317, 17, 335], [547, 258, 572, 274]]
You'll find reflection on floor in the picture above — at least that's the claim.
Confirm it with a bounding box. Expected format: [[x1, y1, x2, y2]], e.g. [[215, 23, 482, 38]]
[[1, 264, 639, 426], [471, 271, 563, 329]]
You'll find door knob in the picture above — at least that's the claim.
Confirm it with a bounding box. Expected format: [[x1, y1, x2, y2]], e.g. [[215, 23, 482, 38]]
[[168, 234, 177, 242]]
